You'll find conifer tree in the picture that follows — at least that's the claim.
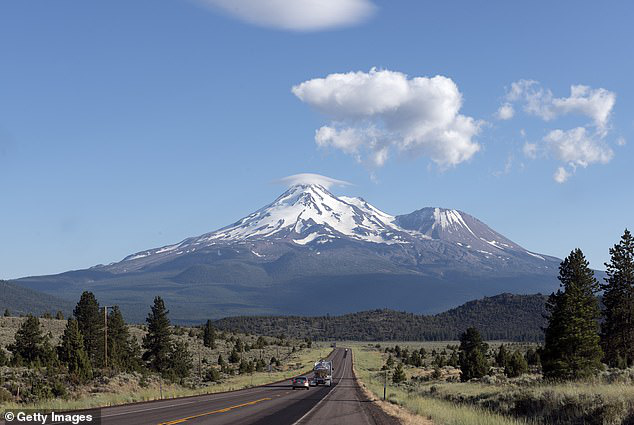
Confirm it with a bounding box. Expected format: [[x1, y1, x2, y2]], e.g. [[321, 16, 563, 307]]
[[58, 319, 92, 383], [542, 249, 603, 380], [504, 350, 528, 378], [73, 291, 103, 366], [8, 315, 53, 365], [203, 320, 216, 349], [108, 306, 142, 372], [601, 229, 634, 368], [0, 347, 7, 366], [385, 354, 394, 367], [229, 347, 240, 363], [392, 363, 406, 383], [495, 344, 510, 368], [458, 327, 490, 381], [142, 296, 173, 375]]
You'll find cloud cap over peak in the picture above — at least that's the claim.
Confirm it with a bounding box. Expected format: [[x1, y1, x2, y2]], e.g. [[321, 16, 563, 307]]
[[198, 0, 375, 31], [276, 173, 352, 189]]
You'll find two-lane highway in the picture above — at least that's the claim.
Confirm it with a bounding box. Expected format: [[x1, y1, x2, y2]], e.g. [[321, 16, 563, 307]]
[[91, 348, 399, 425]]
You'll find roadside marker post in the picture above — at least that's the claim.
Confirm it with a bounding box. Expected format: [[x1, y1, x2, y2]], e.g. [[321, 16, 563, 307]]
[[383, 370, 387, 401]]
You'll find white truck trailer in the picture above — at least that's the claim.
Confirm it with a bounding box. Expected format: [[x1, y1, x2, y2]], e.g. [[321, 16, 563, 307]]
[[311, 360, 333, 386]]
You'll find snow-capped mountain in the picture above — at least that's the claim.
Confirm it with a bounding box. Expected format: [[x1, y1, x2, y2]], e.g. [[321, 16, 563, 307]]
[[112, 183, 552, 274], [15, 183, 561, 322]]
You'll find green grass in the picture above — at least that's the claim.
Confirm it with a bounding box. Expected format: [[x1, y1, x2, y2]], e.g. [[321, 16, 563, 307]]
[[348, 342, 528, 425]]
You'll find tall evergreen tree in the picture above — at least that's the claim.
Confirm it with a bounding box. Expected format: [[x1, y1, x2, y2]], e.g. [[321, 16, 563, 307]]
[[202, 320, 216, 349], [542, 249, 603, 380], [142, 296, 173, 375], [601, 229, 634, 368], [57, 319, 92, 383], [8, 315, 53, 366], [73, 291, 103, 367], [107, 306, 142, 372], [458, 327, 490, 381]]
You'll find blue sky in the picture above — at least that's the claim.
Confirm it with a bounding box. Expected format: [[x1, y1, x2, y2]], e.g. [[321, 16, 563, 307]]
[[1, 0, 632, 279]]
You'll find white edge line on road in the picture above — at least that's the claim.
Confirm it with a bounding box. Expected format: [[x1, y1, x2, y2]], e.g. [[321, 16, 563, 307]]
[[291, 350, 346, 425], [100, 400, 198, 418], [100, 381, 277, 418]]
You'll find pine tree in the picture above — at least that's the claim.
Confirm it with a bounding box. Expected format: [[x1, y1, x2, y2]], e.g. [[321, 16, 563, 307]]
[[392, 363, 406, 383], [495, 344, 509, 368], [504, 350, 528, 378], [385, 354, 394, 367], [448, 350, 460, 367], [542, 249, 603, 380], [8, 315, 53, 365], [57, 319, 92, 383], [4, 309, 10, 317], [55, 311, 64, 320], [142, 296, 173, 375], [525, 348, 541, 366], [234, 338, 244, 353], [601, 229, 634, 368], [458, 327, 490, 381], [108, 306, 142, 372], [229, 348, 240, 364], [0, 347, 7, 366], [203, 320, 216, 349], [73, 291, 103, 367]]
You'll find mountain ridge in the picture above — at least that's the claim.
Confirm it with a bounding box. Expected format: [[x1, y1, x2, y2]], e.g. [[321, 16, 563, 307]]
[[13, 183, 561, 322], [214, 293, 549, 342]]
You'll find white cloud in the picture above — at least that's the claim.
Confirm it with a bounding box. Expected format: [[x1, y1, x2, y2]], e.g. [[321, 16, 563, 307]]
[[617, 137, 627, 146], [553, 166, 571, 184], [505, 80, 616, 131], [293, 68, 482, 168], [522, 142, 538, 159], [495, 103, 514, 120], [544, 127, 613, 167], [198, 0, 375, 31], [276, 173, 351, 189]]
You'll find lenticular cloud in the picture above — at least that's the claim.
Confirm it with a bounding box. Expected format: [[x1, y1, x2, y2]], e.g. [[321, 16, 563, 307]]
[[199, 0, 375, 31], [292, 68, 482, 168]]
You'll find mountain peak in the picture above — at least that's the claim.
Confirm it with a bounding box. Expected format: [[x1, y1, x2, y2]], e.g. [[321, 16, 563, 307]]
[[113, 184, 556, 276]]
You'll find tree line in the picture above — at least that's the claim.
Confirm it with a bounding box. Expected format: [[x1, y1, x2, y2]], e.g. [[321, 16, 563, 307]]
[[215, 293, 548, 342], [447, 229, 633, 381], [2, 293, 194, 384]]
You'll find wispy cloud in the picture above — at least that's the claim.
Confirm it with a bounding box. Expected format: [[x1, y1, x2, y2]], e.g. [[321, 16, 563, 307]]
[[503, 80, 618, 183], [506, 80, 615, 132], [293, 68, 482, 169], [197, 0, 376, 31]]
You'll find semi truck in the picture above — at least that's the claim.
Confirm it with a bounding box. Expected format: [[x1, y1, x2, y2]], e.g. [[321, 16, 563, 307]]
[[311, 360, 333, 386]]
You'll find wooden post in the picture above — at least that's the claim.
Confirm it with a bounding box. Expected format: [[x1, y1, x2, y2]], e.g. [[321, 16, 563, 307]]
[[104, 307, 108, 369], [383, 369, 387, 401]]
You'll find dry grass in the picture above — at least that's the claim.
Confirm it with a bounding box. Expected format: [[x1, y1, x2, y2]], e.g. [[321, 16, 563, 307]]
[[0, 315, 332, 411], [348, 342, 528, 425]]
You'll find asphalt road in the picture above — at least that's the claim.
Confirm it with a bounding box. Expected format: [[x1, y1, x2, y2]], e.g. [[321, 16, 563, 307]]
[[81, 347, 399, 425]]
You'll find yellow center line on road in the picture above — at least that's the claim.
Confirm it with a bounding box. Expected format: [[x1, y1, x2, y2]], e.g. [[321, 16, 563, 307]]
[[157, 397, 272, 424]]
